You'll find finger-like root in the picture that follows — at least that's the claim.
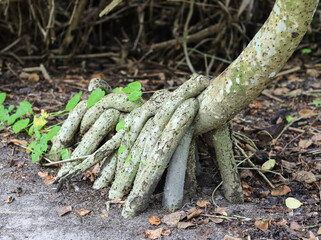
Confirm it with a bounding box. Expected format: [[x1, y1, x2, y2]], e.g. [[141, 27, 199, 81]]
[[109, 75, 210, 199], [92, 153, 118, 190], [80, 92, 143, 135], [184, 139, 198, 195], [88, 78, 113, 93], [55, 108, 120, 180], [122, 98, 199, 218], [162, 125, 194, 212], [49, 100, 88, 161]]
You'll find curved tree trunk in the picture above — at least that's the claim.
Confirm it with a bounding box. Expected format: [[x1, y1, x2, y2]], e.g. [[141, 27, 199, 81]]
[[195, 0, 319, 135]]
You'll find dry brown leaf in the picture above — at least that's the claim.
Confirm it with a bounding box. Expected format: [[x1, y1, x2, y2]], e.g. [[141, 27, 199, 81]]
[[177, 221, 195, 229], [317, 227, 321, 235], [273, 219, 287, 226], [3, 196, 15, 204], [149, 216, 161, 226], [281, 160, 297, 171], [186, 208, 203, 220], [162, 211, 186, 227], [290, 221, 302, 231], [294, 171, 317, 184], [38, 171, 48, 179], [196, 227, 214, 239], [299, 139, 313, 149], [144, 227, 170, 240], [241, 182, 254, 196], [101, 210, 109, 219], [240, 169, 254, 179], [306, 69, 320, 77], [8, 139, 28, 147], [223, 235, 242, 240], [196, 200, 211, 208], [28, 73, 40, 82], [271, 185, 291, 196], [298, 109, 315, 117], [57, 206, 72, 216], [273, 87, 290, 96], [209, 217, 224, 223], [75, 209, 91, 216], [214, 206, 228, 214], [254, 219, 269, 231], [44, 175, 55, 185]]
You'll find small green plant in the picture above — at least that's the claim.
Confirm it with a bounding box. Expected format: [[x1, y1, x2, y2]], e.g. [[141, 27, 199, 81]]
[[113, 81, 143, 102], [313, 100, 321, 107], [286, 115, 294, 122], [88, 88, 105, 108], [301, 48, 312, 54]]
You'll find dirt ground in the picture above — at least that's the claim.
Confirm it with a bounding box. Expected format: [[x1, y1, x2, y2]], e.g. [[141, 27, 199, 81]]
[[0, 55, 321, 239]]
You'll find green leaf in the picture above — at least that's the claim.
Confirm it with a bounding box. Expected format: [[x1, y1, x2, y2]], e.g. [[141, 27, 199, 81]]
[[61, 148, 71, 160], [313, 100, 321, 107], [286, 115, 293, 122], [87, 88, 105, 108], [8, 105, 14, 113], [118, 145, 126, 155], [28, 125, 34, 136], [123, 81, 141, 93], [12, 118, 30, 133], [27, 140, 37, 153], [116, 120, 126, 131], [285, 197, 302, 209], [261, 159, 276, 172], [113, 87, 121, 93], [126, 154, 132, 162], [128, 81, 141, 91], [31, 150, 41, 162], [301, 48, 311, 54], [128, 91, 142, 102], [0, 92, 6, 105], [65, 92, 82, 111], [7, 113, 18, 125], [16, 101, 33, 117], [45, 126, 61, 141], [0, 108, 9, 122]]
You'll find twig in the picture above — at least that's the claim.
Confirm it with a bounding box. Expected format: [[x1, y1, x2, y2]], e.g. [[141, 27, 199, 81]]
[[42, 156, 89, 166], [275, 113, 320, 142], [0, 38, 21, 53], [262, 90, 284, 103], [182, 0, 196, 73], [99, 0, 123, 17]]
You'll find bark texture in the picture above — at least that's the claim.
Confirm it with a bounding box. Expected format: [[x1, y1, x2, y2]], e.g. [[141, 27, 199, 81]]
[[195, 0, 319, 135]]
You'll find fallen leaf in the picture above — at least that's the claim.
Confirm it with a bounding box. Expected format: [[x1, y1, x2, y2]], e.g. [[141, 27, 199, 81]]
[[28, 73, 40, 82], [177, 221, 195, 229], [101, 210, 109, 218], [75, 209, 91, 216], [294, 171, 317, 184], [223, 235, 243, 240], [44, 175, 55, 185], [298, 109, 315, 117], [241, 182, 254, 196], [144, 227, 170, 240], [196, 200, 211, 208], [8, 139, 28, 147], [317, 227, 321, 235], [262, 159, 276, 172], [214, 206, 228, 215], [298, 139, 313, 149], [281, 160, 297, 171], [306, 69, 320, 78], [162, 211, 186, 227], [271, 185, 291, 196], [290, 221, 302, 231], [285, 197, 302, 209], [186, 208, 203, 220], [38, 171, 48, 179], [57, 206, 72, 216], [254, 219, 269, 231], [196, 227, 214, 239], [3, 196, 15, 204], [273, 219, 287, 226], [240, 169, 254, 179], [209, 217, 224, 223], [149, 216, 161, 226]]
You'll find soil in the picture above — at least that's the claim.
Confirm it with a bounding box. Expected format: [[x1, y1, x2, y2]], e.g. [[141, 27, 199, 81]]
[[0, 55, 320, 239]]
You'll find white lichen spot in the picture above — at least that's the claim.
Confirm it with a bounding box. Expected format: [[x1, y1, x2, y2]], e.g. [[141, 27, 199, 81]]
[[255, 41, 262, 54], [274, 4, 280, 15], [276, 21, 287, 33], [236, 77, 240, 84], [269, 72, 276, 78], [244, 81, 249, 86], [225, 80, 233, 94]]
